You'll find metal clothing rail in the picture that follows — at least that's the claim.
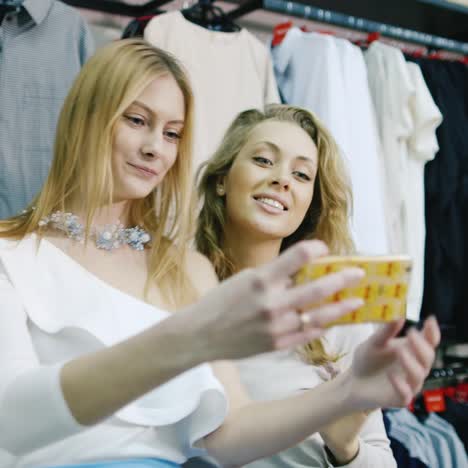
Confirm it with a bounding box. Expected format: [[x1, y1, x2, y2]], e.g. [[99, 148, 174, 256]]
[[262, 0, 468, 54], [62, 0, 468, 54], [61, 0, 170, 17]]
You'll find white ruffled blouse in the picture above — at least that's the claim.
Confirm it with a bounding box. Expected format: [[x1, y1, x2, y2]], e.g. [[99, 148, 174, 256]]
[[0, 235, 228, 467]]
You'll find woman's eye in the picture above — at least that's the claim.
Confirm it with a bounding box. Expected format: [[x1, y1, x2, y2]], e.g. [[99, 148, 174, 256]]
[[294, 171, 311, 181], [253, 156, 273, 166], [125, 115, 145, 127], [165, 130, 182, 141]]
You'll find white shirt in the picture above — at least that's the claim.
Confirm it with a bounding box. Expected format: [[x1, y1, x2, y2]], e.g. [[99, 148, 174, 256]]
[[365, 44, 442, 321], [144, 11, 280, 172], [364, 42, 415, 255], [272, 28, 389, 255], [0, 235, 228, 467], [236, 324, 397, 468]]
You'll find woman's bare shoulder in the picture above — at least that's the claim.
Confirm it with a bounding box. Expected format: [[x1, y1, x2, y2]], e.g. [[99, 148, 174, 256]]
[[185, 249, 220, 295]]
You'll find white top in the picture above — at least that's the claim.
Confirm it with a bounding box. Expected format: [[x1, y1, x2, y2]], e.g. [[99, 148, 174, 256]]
[[0, 235, 228, 467], [404, 62, 442, 322], [236, 323, 397, 468], [364, 42, 415, 255], [272, 28, 389, 255], [144, 11, 280, 172], [365, 43, 442, 321]]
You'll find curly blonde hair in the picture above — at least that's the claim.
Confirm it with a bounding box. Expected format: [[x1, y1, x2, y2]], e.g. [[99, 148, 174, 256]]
[[196, 104, 354, 364], [0, 39, 197, 309]]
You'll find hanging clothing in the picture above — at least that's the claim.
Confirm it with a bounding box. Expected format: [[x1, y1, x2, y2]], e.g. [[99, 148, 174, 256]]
[[144, 11, 280, 172], [0, 235, 228, 467], [424, 413, 468, 468], [236, 323, 397, 467], [405, 62, 442, 323], [382, 412, 428, 468], [439, 397, 468, 452], [385, 409, 439, 468], [409, 58, 468, 339], [51, 460, 179, 468], [364, 44, 443, 322], [365, 42, 415, 256], [385, 409, 468, 468], [0, 0, 94, 220], [271, 28, 389, 255]]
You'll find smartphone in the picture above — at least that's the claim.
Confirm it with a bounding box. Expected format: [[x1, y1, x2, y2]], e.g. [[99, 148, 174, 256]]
[[294, 255, 412, 326]]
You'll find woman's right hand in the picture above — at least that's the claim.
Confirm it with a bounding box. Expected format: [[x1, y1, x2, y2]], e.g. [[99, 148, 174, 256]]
[[177, 240, 364, 362]]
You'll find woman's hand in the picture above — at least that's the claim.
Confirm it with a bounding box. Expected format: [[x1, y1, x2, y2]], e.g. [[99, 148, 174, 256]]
[[345, 317, 440, 411], [178, 240, 364, 362]]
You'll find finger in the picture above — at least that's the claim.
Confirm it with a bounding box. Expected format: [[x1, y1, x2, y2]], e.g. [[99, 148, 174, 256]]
[[273, 298, 363, 349], [407, 328, 436, 372], [388, 371, 413, 407], [422, 316, 441, 348], [301, 297, 364, 328], [368, 319, 405, 347], [260, 240, 329, 283], [397, 346, 425, 393], [273, 268, 365, 313], [269, 309, 302, 336], [273, 327, 325, 350]]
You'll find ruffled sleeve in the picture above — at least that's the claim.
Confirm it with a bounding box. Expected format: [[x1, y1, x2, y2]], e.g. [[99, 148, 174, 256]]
[[0, 261, 85, 455], [0, 236, 228, 456]]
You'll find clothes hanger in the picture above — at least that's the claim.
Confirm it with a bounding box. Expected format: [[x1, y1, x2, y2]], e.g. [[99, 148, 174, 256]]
[[182, 0, 241, 33], [0, 0, 22, 14], [0, 0, 22, 24]]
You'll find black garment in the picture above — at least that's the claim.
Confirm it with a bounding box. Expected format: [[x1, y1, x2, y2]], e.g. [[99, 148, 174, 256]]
[[383, 412, 429, 468], [122, 16, 153, 39], [407, 58, 468, 341], [439, 397, 468, 453]]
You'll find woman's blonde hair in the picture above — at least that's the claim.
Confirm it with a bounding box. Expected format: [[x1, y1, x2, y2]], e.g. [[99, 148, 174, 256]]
[[196, 104, 354, 364], [0, 38, 197, 308]]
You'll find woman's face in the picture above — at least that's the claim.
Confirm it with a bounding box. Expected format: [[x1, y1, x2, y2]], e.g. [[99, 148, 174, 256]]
[[111, 74, 185, 202], [223, 120, 318, 241]]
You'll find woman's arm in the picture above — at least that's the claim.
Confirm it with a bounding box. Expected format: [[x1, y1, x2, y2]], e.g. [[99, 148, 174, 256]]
[[203, 319, 437, 468], [205, 360, 353, 467], [0, 240, 365, 454], [320, 410, 396, 467], [189, 252, 437, 467], [0, 267, 209, 454]]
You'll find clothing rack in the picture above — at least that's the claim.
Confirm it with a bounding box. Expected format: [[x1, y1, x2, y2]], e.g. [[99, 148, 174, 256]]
[[423, 366, 468, 391], [62, 0, 171, 16], [230, 0, 468, 54], [62, 0, 468, 54]]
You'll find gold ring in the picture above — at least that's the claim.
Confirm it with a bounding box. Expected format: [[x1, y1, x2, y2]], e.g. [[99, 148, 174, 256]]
[[299, 312, 311, 330]]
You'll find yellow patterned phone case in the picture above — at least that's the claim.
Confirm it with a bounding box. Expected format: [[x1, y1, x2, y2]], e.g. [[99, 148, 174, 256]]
[[294, 255, 412, 326]]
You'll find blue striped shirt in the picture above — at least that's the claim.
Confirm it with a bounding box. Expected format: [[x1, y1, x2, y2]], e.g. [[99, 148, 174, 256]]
[[0, 0, 94, 219]]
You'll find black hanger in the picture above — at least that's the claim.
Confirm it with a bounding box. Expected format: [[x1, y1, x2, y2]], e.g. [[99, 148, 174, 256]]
[[0, 0, 22, 24], [0, 0, 22, 12], [182, 0, 241, 33]]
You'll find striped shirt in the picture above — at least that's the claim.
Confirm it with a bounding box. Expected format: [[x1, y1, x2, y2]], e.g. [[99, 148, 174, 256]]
[[0, 0, 94, 219]]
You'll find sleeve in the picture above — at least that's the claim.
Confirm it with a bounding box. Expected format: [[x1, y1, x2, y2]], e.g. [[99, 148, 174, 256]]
[[144, 14, 171, 49], [78, 17, 95, 66], [270, 27, 297, 76], [407, 63, 443, 163], [322, 410, 397, 468], [264, 52, 280, 104], [0, 265, 84, 455]]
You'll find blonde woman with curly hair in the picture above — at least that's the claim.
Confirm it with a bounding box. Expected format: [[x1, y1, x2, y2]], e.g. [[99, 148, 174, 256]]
[[0, 40, 439, 468], [196, 105, 421, 467]]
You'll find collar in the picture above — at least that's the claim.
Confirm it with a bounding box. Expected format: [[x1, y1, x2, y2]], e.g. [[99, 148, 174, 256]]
[[22, 0, 53, 26]]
